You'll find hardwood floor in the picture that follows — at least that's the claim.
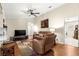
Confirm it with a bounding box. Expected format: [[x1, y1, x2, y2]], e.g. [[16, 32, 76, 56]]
[[16, 43, 79, 56], [0, 43, 79, 56], [47, 44, 79, 56]]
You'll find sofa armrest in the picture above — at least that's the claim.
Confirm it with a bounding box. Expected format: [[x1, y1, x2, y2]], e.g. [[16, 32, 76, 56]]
[[33, 39, 45, 54]]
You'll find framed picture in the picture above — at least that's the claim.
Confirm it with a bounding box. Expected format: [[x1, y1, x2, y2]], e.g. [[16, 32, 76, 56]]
[[41, 19, 49, 28]]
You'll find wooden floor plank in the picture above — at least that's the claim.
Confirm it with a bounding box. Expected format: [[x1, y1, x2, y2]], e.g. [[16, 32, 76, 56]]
[[0, 43, 79, 56], [48, 43, 79, 56]]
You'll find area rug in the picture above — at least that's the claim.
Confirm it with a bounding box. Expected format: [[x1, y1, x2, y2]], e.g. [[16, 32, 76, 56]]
[[16, 41, 38, 56]]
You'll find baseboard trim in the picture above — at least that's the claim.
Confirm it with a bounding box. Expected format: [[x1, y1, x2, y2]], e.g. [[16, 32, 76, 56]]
[[56, 41, 64, 44]]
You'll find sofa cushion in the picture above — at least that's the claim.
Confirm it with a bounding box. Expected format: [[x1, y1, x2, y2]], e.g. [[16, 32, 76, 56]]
[[34, 36, 44, 40], [39, 34, 44, 37]]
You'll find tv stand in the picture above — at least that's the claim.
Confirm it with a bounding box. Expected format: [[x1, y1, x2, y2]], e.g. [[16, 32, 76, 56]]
[[10, 35, 28, 41]]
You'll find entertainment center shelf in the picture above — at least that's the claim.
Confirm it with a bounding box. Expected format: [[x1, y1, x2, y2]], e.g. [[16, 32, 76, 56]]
[[10, 36, 28, 41], [10, 30, 28, 41]]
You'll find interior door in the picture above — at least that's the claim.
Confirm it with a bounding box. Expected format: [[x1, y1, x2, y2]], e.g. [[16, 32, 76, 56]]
[[65, 16, 79, 47]]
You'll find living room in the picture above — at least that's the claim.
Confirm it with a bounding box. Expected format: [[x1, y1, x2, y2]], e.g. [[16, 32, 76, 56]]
[[0, 3, 79, 56]]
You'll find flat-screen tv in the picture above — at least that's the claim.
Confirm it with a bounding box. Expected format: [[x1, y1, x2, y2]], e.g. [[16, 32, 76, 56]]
[[15, 30, 26, 36]]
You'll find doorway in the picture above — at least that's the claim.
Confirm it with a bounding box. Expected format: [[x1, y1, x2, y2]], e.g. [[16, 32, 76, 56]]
[[64, 16, 79, 47]]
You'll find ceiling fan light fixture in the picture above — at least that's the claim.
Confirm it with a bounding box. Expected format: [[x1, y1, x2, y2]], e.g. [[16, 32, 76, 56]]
[[23, 8, 28, 11], [48, 6, 53, 8]]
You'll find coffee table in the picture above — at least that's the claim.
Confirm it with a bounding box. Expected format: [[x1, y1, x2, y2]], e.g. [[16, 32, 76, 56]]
[[16, 39, 33, 56]]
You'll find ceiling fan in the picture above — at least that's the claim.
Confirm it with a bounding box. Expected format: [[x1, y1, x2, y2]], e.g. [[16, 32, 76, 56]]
[[22, 8, 40, 17]]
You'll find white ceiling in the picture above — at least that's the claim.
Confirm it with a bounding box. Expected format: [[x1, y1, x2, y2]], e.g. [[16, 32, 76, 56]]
[[2, 3, 64, 19]]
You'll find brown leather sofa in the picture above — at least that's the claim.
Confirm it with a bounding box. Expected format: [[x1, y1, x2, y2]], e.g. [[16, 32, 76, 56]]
[[33, 31, 56, 54]]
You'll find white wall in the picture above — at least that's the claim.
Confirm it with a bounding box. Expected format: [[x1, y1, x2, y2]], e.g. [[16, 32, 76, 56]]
[[34, 3, 79, 44], [0, 4, 3, 28], [6, 18, 34, 40], [0, 4, 3, 47], [0, 14, 3, 28]]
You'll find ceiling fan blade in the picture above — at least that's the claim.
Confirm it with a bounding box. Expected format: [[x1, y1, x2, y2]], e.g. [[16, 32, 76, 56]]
[[33, 14, 37, 17], [22, 10, 29, 14], [33, 13, 40, 14]]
